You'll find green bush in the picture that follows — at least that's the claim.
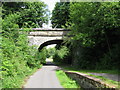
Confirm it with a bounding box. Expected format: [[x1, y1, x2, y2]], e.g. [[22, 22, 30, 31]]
[[96, 43, 120, 70], [1, 3, 49, 87], [46, 48, 56, 58], [2, 31, 43, 88], [35, 48, 47, 65], [65, 2, 120, 70], [53, 46, 70, 64]]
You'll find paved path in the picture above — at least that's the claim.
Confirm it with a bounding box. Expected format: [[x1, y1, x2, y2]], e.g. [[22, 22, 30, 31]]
[[89, 73, 120, 82], [24, 63, 63, 88]]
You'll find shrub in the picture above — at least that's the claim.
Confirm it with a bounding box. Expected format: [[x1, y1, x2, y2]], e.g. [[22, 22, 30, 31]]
[[96, 43, 120, 70], [35, 48, 47, 65], [53, 46, 69, 64]]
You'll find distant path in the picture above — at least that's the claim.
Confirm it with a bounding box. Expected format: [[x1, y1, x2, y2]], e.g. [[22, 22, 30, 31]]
[[89, 73, 120, 82], [24, 62, 63, 88]]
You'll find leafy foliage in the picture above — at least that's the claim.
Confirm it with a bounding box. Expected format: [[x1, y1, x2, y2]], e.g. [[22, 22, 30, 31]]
[[52, 2, 120, 70], [2, 30, 41, 88], [2, 1, 49, 88], [51, 2, 70, 28], [46, 47, 56, 58], [2, 2, 49, 28], [53, 46, 70, 64], [68, 2, 120, 70], [35, 48, 47, 64]]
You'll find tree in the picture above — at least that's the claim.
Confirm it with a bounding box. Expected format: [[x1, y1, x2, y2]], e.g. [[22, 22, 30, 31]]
[[2, 1, 49, 88], [68, 2, 120, 69], [69, 2, 120, 48], [51, 2, 70, 28], [2, 2, 49, 28]]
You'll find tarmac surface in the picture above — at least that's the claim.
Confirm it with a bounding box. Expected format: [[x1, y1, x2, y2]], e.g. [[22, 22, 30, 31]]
[[24, 61, 63, 88], [23, 58, 120, 89]]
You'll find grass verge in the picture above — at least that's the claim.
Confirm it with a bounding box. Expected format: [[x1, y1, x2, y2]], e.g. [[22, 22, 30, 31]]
[[59, 65, 120, 88], [89, 74, 120, 88], [56, 70, 80, 88], [61, 65, 120, 75]]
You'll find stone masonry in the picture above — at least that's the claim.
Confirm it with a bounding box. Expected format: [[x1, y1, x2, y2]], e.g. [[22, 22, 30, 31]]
[[27, 28, 70, 48]]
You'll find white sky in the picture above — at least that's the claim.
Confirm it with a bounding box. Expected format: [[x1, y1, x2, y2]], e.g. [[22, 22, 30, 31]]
[[41, 0, 60, 28], [41, 0, 60, 12], [40, 0, 60, 48]]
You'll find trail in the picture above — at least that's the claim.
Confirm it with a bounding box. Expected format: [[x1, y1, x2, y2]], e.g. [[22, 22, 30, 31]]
[[24, 61, 63, 88]]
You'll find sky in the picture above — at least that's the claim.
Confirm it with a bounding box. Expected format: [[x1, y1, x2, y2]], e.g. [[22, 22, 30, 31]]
[[41, 0, 60, 12], [40, 0, 60, 48], [41, 0, 60, 28]]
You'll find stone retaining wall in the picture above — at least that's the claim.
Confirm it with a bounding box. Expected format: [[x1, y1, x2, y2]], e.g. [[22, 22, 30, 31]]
[[65, 71, 117, 89]]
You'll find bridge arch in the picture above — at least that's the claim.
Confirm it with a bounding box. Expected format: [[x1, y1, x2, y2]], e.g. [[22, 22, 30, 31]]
[[27, 28, 70, 50], [38, 39, 63, 51]]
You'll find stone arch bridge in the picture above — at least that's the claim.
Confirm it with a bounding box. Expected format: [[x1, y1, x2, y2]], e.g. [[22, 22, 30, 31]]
[[27, 28, 70, 51]]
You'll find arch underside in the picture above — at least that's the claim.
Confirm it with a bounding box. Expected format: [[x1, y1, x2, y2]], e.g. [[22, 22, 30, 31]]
[[38, 39, 63, 51]]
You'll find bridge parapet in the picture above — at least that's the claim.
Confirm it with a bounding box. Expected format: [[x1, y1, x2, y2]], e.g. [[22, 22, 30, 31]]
[[28, 28, 70, 36], [32, 28, 70, 31], [29, 31, 69, 36]]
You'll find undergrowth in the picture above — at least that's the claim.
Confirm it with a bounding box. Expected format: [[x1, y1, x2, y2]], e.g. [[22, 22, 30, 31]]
[[2, 12, 46, 88]]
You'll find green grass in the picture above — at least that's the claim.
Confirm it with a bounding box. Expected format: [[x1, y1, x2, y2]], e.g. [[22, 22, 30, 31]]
[[59, 65, 120, 88], [91, 74, 120, 88], [78, 72, 119, 88], [56, 70, 80, 88], [60, 65, 120, 75], [86, 74, 120, 88]]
